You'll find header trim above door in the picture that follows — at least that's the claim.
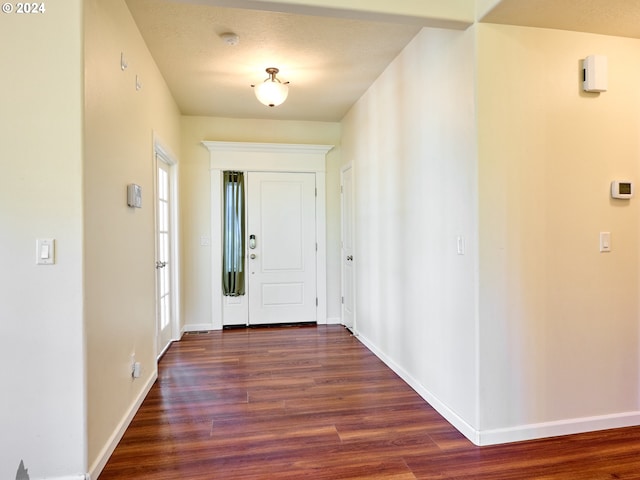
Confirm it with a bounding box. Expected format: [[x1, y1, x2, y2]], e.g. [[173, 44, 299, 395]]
[[203, 141, 334, 172]]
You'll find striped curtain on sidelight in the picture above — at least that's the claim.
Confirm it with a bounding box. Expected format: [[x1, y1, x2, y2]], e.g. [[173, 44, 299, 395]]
[[222, 171, 245, 296]]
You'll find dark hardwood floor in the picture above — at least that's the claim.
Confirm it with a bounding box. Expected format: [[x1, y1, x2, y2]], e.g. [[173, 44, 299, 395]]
[[99, 325, 640, 479]]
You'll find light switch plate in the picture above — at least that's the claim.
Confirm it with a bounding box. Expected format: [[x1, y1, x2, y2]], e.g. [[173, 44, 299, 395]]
[[599, 232, 611, 253], [457, 236, 465, 255], [36, 238, 55, 265]]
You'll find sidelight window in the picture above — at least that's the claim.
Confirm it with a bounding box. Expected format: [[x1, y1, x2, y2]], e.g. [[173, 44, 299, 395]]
[[222, 171, 245, 296]]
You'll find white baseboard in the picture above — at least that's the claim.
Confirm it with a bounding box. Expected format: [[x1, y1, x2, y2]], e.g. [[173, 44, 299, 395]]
[[479, 411, 640, 446], [355, 332, 640, 446], [182, 323, 219, 333], [325, 316, 342, 325], [355, 332, 480, 444], [33, 475, 87, 480], [88, 371, 157, 479]]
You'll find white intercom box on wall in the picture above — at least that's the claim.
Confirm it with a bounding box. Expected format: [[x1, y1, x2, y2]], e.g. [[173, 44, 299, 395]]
[[583, 55, 608, 92], [127, 183, 142, 208]]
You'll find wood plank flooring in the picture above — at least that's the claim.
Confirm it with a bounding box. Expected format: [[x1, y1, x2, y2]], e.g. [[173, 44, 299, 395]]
[[99, 325, 640, 479]]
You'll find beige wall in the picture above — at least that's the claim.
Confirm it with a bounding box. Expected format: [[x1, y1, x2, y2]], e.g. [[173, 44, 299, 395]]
[[477, 24, 640, 438], [341, 26, 480, 436], [179, 116, 342, 329], [343, 20, 640, 445], [0, 1, 86, 478], [231, 0, 474, 26], [84, 0, 181, 473], [6, 2, 640, 476]]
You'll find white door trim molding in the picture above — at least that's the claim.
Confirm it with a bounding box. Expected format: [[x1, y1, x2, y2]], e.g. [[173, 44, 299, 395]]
[[203, 141, 334, 330], [153, 133, 181, 351], [340, 162, 356, 332]]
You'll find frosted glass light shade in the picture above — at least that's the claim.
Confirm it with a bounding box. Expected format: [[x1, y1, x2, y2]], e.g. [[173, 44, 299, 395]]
[[254, 80, 289, 107]]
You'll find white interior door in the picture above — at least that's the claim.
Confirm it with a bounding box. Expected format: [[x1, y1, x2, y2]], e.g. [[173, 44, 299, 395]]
[[341, 165, 355, 330], [247, 172, 317, 325], [156, 158, 173, 355]]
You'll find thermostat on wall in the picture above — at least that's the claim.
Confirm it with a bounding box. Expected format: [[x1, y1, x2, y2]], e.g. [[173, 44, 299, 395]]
[[611, 181, 633, 199]]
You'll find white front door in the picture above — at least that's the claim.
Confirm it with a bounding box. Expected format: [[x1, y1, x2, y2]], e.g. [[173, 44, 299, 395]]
[[341, 165, 355, 330], [156, 158, 173, 356], [247, 171, 317, 325]]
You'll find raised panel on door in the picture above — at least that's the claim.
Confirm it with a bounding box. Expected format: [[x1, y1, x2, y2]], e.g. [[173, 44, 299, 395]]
[[247, 172, 316, 325]]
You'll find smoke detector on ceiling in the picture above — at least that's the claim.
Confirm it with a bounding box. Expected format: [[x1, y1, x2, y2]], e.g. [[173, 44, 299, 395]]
[[220, 32, 239, 46]]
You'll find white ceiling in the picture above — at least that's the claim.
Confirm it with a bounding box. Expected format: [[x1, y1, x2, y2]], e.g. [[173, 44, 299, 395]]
[[125, 0, 421, 121], [125, 0, 640, 122]]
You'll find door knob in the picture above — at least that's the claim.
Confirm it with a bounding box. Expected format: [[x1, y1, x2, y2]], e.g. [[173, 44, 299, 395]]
[[250, 253, 256, 259], [155, 261, 167, 269], [346, 255, 353, 261]]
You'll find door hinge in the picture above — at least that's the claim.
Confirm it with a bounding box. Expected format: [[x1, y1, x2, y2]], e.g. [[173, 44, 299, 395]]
[[341, 185, 343, 194], [341, 296, 344, 304], [315, 187, 318, 197], [316, 242, 318, 251], [316, 298, 318, 306]]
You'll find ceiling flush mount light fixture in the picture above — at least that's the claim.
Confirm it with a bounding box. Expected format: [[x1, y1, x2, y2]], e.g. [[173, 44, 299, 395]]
[[252, 67, 289, 107]]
